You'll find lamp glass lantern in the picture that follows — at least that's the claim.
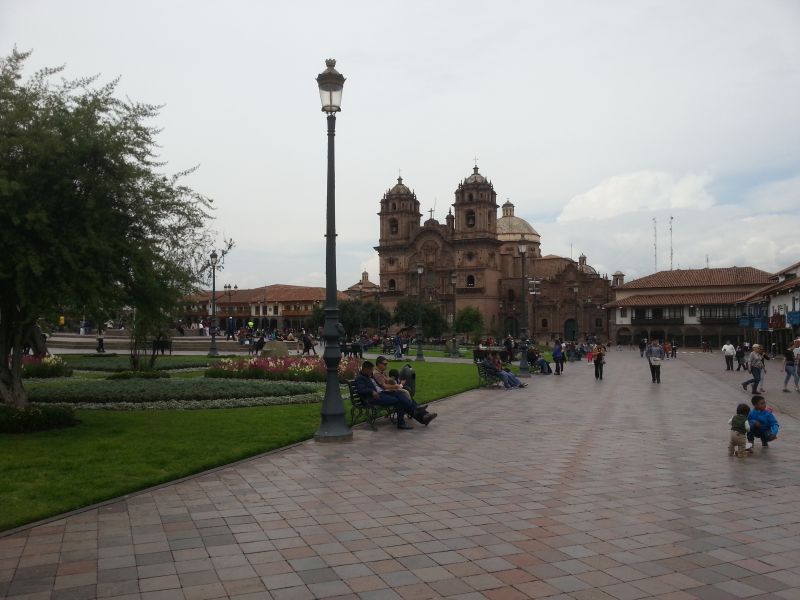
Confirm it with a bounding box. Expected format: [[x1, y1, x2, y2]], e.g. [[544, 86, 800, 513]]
[[316, 59, 345, 113]]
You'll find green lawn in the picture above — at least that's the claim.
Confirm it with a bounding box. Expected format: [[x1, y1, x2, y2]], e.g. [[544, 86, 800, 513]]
[[0, 362, 478, 531]]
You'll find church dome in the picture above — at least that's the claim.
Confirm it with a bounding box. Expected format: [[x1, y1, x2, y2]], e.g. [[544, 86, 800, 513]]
[[464, 165, 487, 185], [388, 176, 412, 196], [497, 201, 540, 242]]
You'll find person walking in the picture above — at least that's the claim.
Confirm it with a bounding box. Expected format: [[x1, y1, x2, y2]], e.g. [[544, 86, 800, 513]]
[[639, 338, 647, 358], [593, 343, 606, 381], [645, 340, 665, 383], [553, 339, 564, 375], [741, 344, 765, 395], [722, 340, 736, 371], [781, 342, 799, 393], [735, 344, 746, 371]]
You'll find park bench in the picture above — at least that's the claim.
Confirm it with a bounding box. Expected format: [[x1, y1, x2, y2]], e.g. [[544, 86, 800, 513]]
[[143, 339, 172, 355], [476, 363, 503, 387], [347, 380, 398, 430]]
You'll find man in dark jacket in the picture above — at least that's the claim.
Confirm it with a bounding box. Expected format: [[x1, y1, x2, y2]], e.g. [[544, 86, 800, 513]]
[[354, 361, 436, 430]]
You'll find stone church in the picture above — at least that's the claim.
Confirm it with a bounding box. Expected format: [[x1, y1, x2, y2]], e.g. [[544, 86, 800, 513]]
[[374, 165, 612, 341]]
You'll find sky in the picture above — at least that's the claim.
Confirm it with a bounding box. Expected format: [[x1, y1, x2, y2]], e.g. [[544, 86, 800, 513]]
[[3, 0, 799, 289]]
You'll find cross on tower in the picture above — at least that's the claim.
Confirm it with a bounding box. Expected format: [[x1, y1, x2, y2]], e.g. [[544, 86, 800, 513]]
[[473, 156, 479, 168], [428, 208, 435, 220]]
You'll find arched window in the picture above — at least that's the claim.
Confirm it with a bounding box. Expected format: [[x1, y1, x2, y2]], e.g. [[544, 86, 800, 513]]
[[541, 318, 548, 329], [466, 275, 476, 288], [388, 279, 396, 291], [468, 193, 474, 202], [391, 202, 397, 210], [387, 257, 396, 266], [466, 210, 475, 228], [465, 251, 474, 261], [507, 289, 515, 302], [389, 219, 398, 234]]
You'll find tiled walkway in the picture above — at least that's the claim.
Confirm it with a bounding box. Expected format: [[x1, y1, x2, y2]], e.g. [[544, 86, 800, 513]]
[[2, 351, 800, 600]]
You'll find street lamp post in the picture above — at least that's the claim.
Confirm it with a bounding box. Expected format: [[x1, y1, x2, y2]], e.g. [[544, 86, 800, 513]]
[[573, 285, 579, 342], [314, 58, 352, 442], [223, 283, 237, 339], [518, 244, 530, 376], [208, 251, 219, 357], [416, 264, 425, 362], [450, 271, 459, 358]]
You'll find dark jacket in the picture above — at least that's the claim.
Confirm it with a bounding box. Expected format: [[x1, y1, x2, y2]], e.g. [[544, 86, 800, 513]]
[[354, 373, 378, 401]]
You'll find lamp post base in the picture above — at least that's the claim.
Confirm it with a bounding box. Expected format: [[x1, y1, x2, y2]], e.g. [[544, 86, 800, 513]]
[[314, 431, 354, 443]]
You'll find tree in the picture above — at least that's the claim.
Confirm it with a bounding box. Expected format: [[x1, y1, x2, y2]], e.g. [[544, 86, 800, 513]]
[[0, 49, 218, 406], [454, 306, 484, 342], [392, 298, 447, 339]]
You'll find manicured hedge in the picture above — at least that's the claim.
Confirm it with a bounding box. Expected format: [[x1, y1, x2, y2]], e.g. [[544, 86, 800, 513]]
[[0, 405, 78, 433], [107, 370, 171, 380], [27, 379, 320, 404]]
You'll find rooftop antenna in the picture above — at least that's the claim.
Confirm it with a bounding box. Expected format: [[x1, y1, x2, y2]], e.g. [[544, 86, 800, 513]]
[[669, 216, 674, 271], [473, 155, 479, 168], [653, 217, 658, 272], [570, 242, 573, 260], [706, 254, 709, 269]]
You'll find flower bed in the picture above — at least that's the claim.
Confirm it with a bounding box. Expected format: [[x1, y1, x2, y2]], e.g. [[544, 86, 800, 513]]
[[205, 356, 360, 382], [22, 355, 73, 378]]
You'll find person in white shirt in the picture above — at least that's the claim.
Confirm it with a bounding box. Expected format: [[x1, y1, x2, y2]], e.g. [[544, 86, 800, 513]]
[[721, 341, 736, 371]]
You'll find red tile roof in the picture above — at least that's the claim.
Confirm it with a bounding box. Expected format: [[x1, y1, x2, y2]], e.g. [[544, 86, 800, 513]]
[[608, 292, 746, 308], [620, 267, 771, 289], [184, 285, 347, 304], [737, 276, 800, 304]]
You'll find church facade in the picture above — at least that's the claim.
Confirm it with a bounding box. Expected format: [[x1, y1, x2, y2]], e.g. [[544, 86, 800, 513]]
[[374, 165, 612, 341]]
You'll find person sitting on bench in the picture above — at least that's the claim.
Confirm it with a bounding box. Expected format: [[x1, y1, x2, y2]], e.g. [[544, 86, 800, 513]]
[[481, 352, 527, 388], [526, 348, 553, 374], [354, 361, 437, 430]]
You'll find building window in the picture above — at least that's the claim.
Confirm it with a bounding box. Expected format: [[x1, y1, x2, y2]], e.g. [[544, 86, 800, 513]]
[[387, 257, 395, 266], [688, 306, 696, 317], [595, 318, 602, 328], [466, 210, 475, 228], [466, 275, 476, 288], [541, 318, 548, 329], [507, 289, 515, 302], [465, 251, 474, 261], [388, 279, 396, 291], [273, 305, 279, 314], [468, 193, 474, 202], [620, 308, 627, 318], [391, 202, 397, 210], [389, 219, 398, 234]]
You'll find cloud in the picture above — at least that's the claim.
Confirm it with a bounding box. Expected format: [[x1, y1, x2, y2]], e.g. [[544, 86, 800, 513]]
[[538, 173, 799, 282], [557, 172, 715, 223]]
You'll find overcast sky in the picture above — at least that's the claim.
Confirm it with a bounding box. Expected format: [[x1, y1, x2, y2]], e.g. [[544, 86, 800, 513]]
[[3, 0, 798, 289]]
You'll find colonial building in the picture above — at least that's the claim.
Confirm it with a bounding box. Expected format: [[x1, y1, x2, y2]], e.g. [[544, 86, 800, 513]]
[[737, 260, 800, 349], [374, 166, 610, 341], [608, 267, 772, 347], [182, 285, 347, 332]]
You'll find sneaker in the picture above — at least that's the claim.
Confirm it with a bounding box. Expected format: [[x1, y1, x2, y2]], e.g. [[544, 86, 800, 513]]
[[783, 388, 791, 393], [397, 422, 413, 430], [741, 383, 748, 391]]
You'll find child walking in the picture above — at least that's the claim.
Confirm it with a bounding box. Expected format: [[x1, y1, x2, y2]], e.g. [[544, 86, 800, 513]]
[[728, 403, 751, 457]]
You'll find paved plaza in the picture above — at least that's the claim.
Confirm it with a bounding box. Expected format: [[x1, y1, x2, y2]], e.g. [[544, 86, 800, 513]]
[[2, 351, 800, 600]]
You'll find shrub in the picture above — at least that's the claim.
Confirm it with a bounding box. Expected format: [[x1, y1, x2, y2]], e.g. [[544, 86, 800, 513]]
[[107, 370, 171, 380], [26, 379, 320, 404], [206, 356, 360, 382], [22, 355, 73, 378], [60, 354, 227, 372], [0, 404, 78, 433]]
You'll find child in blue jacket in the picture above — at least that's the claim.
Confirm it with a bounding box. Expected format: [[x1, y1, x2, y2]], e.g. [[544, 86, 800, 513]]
[[748, 395, 779, 448]]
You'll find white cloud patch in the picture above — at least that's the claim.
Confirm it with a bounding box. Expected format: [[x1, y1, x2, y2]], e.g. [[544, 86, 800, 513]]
[[537, 173, 799, 282], [557, 172, 715, 223]]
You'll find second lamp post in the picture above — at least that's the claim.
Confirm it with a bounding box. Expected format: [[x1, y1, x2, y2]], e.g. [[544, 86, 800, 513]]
[[416, 264, 425, 362], [518, 244, 530, 376]]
